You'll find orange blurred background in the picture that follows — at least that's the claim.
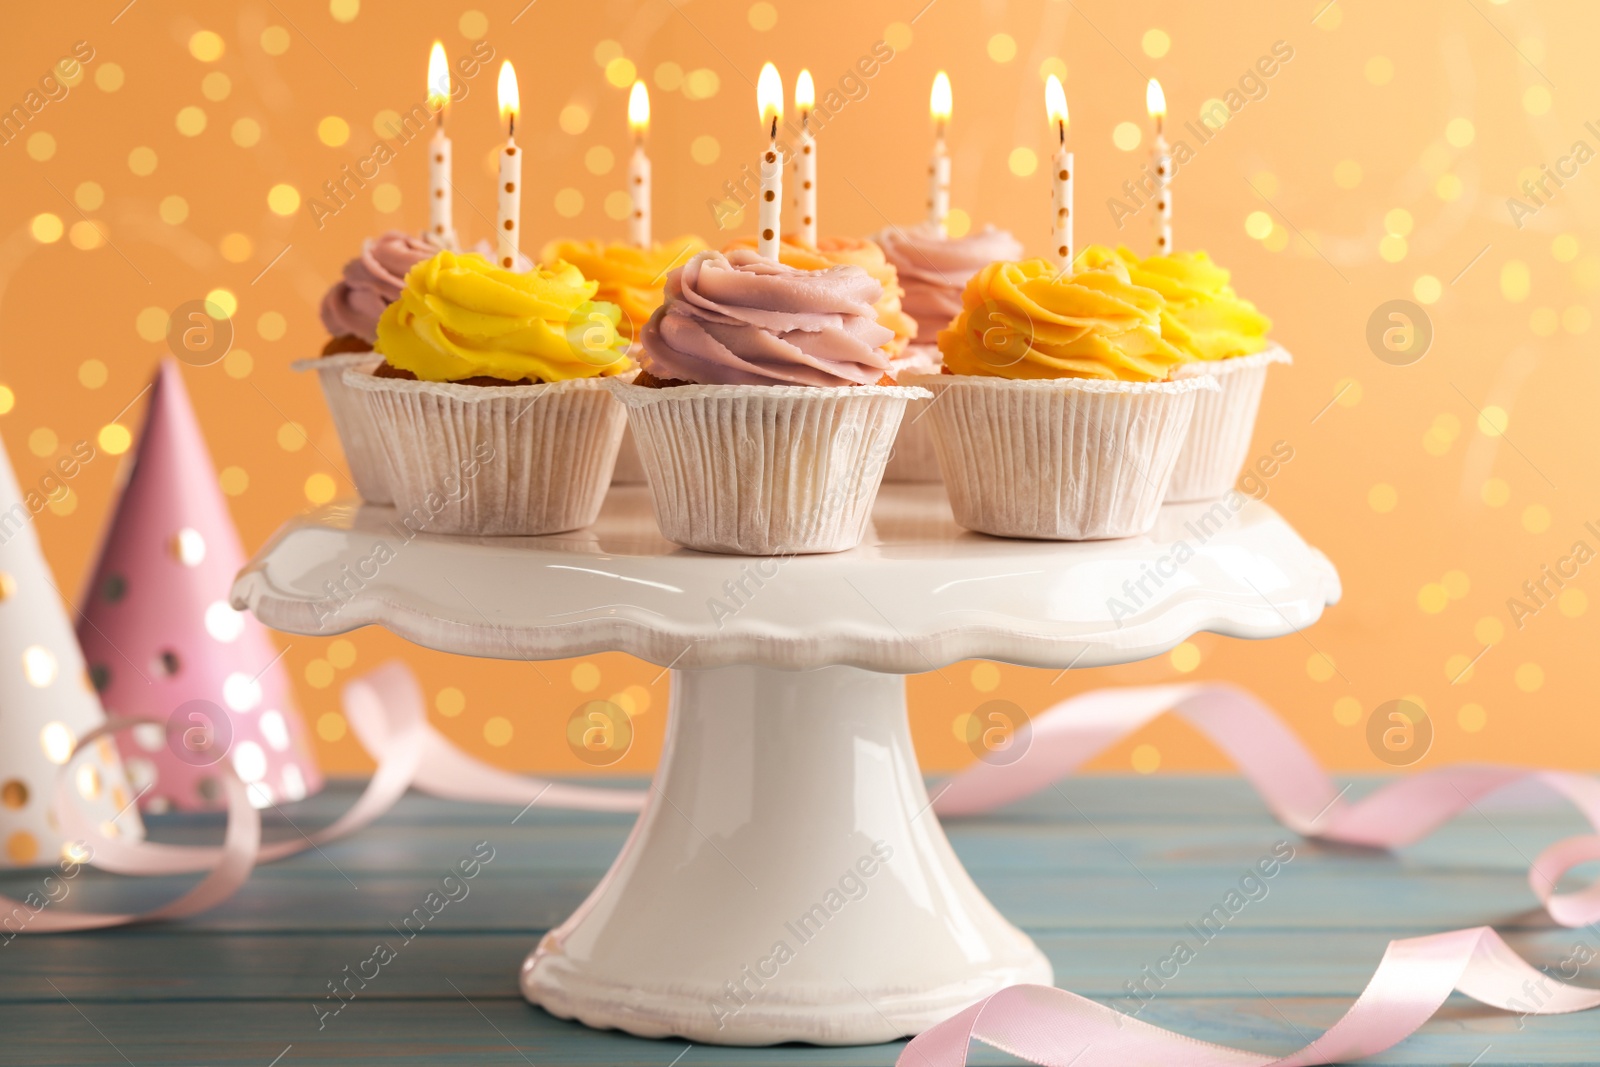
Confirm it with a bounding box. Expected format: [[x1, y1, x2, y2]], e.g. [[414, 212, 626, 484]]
[[3, 0, 1596, 778]]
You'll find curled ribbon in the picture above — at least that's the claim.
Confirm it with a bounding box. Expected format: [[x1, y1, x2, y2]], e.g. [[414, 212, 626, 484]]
[[8, 667, 1600, 1066]]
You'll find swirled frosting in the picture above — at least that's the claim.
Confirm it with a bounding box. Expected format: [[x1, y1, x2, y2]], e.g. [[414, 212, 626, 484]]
[[539, 235, 708, 343], [874, 222, 1025, 344], [938, 255, 1191, 382], [1111, 246, 1272, 360], [723, 235, 916, 356], [375, 250, 630, 383], [319, 231, 438, 344], [639, 249, 895, 386]]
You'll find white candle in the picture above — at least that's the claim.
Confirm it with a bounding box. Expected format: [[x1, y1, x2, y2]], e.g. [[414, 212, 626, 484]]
[[756, 62, 784, 262], [1147, 78, 1172, 254], [496, 61, 521, 270], [628, 80, 651, 248], [793, 69, 816, 248], [426, 42, 457, 249], [928, 71, 951, 235], [1045, 75, 1072, 271]]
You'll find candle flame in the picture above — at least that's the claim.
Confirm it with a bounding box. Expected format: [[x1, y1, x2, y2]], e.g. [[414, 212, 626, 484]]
[[795, 69, 814, 114], [628, 80, 650, 136], [1045, 74, 1068, 134], [427, 41, 450, 111], [497, 61, 519, 129], [1146, 78, 1167, 121], [930, 71, 952, 125], [757, 62, 783, 133]]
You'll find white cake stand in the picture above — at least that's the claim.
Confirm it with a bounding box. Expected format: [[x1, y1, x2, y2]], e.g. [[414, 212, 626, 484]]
[[232, 485, 1339, 1046]]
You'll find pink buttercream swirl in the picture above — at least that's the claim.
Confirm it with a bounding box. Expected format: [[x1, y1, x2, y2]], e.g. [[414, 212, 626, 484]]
[[639, 249, 895, 386], [319, 231, 438, 344], [874, 222, 1025, 344]]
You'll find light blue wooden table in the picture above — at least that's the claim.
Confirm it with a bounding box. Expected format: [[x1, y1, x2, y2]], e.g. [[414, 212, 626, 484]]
[[3, 776, 1593, 1065]]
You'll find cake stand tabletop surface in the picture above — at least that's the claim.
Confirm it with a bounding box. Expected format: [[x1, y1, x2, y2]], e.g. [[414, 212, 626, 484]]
[[232, 485, 1340, 672]]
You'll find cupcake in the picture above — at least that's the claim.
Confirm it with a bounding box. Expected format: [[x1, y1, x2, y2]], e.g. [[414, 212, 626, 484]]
[[723, 235, 918, 358], [874, 222, 1025, 481], [348, 249, 632, 536], [1110, 247, 1287, 502], [540, 236, 708, 484], [908, 254, 1216, 540], [610, 248, 929, 555], [295, 231, 438, 503]]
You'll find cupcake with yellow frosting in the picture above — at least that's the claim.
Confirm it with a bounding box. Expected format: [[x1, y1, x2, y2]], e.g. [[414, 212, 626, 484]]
[[608, 248, 928, 554], [906, 252, 1216, 540], [539, 235, 708, 485], [350, 250, 632, 535], [1110, 247, 1289, 502]]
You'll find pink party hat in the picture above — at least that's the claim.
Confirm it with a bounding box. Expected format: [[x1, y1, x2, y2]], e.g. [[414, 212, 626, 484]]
[[78, 361, 322, 813], [0, 434, 142, 868]]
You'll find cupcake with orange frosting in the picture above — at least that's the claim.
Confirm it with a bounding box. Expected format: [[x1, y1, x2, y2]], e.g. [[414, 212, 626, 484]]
[[350, 249, 632, 535], [1110, 246, 1287, 502], [539, 235, 708, 344], [905, 252, 1216, 540], [295, 231, 439, 504], [540, 235, 707, 484], [609, 248, 928, 554]]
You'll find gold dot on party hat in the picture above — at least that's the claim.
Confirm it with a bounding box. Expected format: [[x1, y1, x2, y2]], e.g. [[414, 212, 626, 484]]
[[1, 779, 28, 809], [6, 831, 39, 865], [40, 721, 74, 764], [23, 645, 58, 688], [0, 571, 14, 601], [171, 527, 207, 566]]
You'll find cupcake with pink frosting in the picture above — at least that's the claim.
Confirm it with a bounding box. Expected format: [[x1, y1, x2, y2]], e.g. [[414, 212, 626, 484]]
[[295, 231, 438, 504], [610, 249, 928, 554], [872, 223, 1024, 482]]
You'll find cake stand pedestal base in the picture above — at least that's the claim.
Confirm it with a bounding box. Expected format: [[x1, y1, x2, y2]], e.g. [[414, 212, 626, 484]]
[[520, 664, 1052, 1046]]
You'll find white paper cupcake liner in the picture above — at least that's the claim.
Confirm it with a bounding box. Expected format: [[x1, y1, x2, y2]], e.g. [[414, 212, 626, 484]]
[[1165, 345, 1292, 503], [904, 373, 1218, 540], [292, 353, 394, 504], [884, 344, 945, 483], [348, 370, 628, 536], [607, 380, 930, 555]]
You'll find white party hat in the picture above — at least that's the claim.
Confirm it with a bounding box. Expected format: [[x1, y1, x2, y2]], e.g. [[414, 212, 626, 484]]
[[0, 433, 143, 869]]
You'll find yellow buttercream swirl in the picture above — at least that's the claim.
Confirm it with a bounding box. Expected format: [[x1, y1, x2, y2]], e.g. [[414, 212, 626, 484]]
[[1111, 246, 1272, 361], [938, 255, 1190, 382], [375, 250, 630, 383], [723, 235, 917, 356], [538, 235, 708, 342]]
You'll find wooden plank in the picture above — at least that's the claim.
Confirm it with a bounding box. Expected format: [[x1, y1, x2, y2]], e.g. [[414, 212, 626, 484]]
[[5, 778, 1593, 1066], [5, 997, 1596, 1066], [3, 928, 1594, 1003]]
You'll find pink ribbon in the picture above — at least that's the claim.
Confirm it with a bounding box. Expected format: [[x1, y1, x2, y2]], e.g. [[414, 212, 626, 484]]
[[10, 667, 1600, 1067]]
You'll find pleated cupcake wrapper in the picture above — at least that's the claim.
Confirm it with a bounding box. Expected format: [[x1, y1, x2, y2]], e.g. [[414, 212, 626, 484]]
[[883, 398, 944, 483], [1166, 345, 1293, 503], [607, 381, 931, 555], [292, 353, 394, 505], [904, 373, 1218, 541], [348, 370, 628, 537]]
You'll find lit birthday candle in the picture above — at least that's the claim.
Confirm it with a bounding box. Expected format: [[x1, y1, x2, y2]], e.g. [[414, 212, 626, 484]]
[[495, 61, 521, 270], [756, 62, 784, 262], [1147, 78, 1172, 253], [628, 80, 651, 248], [426, 42, 457, 249], [1045, 74, 1072, 271], [793, 69, 816, 248], [928, 71, 951, 235]]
